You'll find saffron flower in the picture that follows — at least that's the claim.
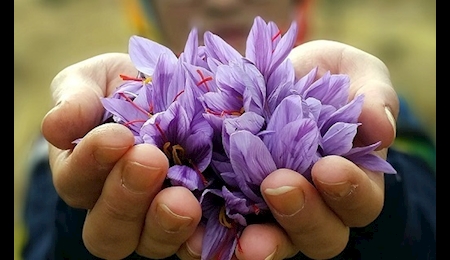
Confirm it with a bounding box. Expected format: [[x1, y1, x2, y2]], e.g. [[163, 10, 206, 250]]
[[102, 33, 215, 191], [94, 15, 396, 260]]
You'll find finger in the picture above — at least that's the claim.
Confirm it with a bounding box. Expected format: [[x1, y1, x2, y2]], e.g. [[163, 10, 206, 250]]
[[176, 225, 205, 260], [235, 223, 296, 260], [82, 143, 169, 259], [354, 84, 398, 149], [340, 44, 398, 149], [311, 155, 385, 227], [41, 53, 137, 149], [288, 40, 399, 149], [261, 169, 349, 259], [50, 123, 135, 209], [136, 186, 202, 259]]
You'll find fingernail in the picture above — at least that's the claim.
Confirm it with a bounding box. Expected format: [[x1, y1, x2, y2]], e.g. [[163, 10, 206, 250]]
[[94, 146, 130, 164], [121, 161, 160, 193], [318, 180, 357, 200], [263, 186, 305, 217], [43, 100, 63, 118], [385, 107, 397, 139], [186, 241, 201, 259], [156, 203, 193, 233], [264, 248, 277, 260]]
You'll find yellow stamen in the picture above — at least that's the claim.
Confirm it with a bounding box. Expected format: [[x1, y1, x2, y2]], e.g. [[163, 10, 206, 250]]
[[218, 206, 233, 228], [163, 142, 171, 159], [172, 144, 185, 165], [144, 77, 152, 84]]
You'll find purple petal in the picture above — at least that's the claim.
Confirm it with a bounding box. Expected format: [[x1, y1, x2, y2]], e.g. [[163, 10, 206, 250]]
[[265, 95, 305, 133], [201, 91, 242, 115], [128, 35, 178, 76], [229, 130, 277, 184], [201, 208, 239, 260], [245, 16, 272, 74], [184, 63, 218, 94], [320, 94, 364, 133], [150, 54, 178, 112], [222, 112, 265, 157], [302, 72, 350, 107], [321, 122, 359, 155], [348, 152, 397, 174], [222, 186, 253, 224], [199, 188, 224, 219], [101, 97, 149, 134], [268, 20, 298, 74], [185, 125, 213, 172], [203, 31, 243, 64], [179, 27, 199, 64], [167, 165, 206, 190], [268, 119, 320, 174], [292, 66, 319, 95], [266, 59, 296, 113], [344, 142, 397, 174]]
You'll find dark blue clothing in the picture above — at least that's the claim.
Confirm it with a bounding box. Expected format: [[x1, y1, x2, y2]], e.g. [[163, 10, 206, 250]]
[[21, 98, 436, 260]]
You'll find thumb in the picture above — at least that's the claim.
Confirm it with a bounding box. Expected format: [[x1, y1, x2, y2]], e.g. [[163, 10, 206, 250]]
[[41, 53, 137, 150], [41, 87, 104, 150]]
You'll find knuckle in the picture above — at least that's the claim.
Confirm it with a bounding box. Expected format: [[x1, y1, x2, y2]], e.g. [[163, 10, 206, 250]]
[[56, 188, 96, 209], [136, 239, 179, 259], [83, 237, 132, 260], [101, 196, 141, 222], [299, 227, 349, 259]]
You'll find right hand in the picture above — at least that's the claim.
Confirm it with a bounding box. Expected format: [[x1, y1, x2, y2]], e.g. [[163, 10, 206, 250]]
[[41, 53, 203, 259]]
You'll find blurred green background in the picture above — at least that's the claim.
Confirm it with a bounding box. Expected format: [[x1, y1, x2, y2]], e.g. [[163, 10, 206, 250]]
[[14, 0, 435, 259]]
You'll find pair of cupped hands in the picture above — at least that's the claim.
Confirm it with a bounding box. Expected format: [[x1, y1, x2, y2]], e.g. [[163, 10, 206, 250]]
[[41, 40, 398, 260]]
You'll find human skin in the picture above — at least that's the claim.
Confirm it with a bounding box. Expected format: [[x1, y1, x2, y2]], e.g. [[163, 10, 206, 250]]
[[41, 39, 398, 260], [151, 0, 300, 54]]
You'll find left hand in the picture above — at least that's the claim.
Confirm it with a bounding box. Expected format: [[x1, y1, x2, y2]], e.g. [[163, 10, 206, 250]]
[[178, 40, 398, 260]]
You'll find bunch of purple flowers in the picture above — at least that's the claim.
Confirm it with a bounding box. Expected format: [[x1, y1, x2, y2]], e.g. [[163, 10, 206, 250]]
[[98, 16, 396, 260]]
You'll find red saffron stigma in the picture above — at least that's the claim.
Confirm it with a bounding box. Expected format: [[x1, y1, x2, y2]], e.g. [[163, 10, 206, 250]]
[[190, 161, 208, 186], [235, 232, 243, 253], [271, 29, 282, 53], [172, 90, 185, 102], [124, 119, 147, 127], [148, 103, 154, 114], [118, 92, 150, 116], [155, 123, 169, 143], [271, 30, 281, 41], [196, 69, 212, 92], [119, 74, 143, 81], [252, 204, 261, 215], [205, 108, 242, 117]]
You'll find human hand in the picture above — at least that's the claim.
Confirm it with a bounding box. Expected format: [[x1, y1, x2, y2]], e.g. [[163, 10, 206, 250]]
[[42, 38, 399, 260], [41, 53, 203, 259], [185, 40, 397, 260]]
